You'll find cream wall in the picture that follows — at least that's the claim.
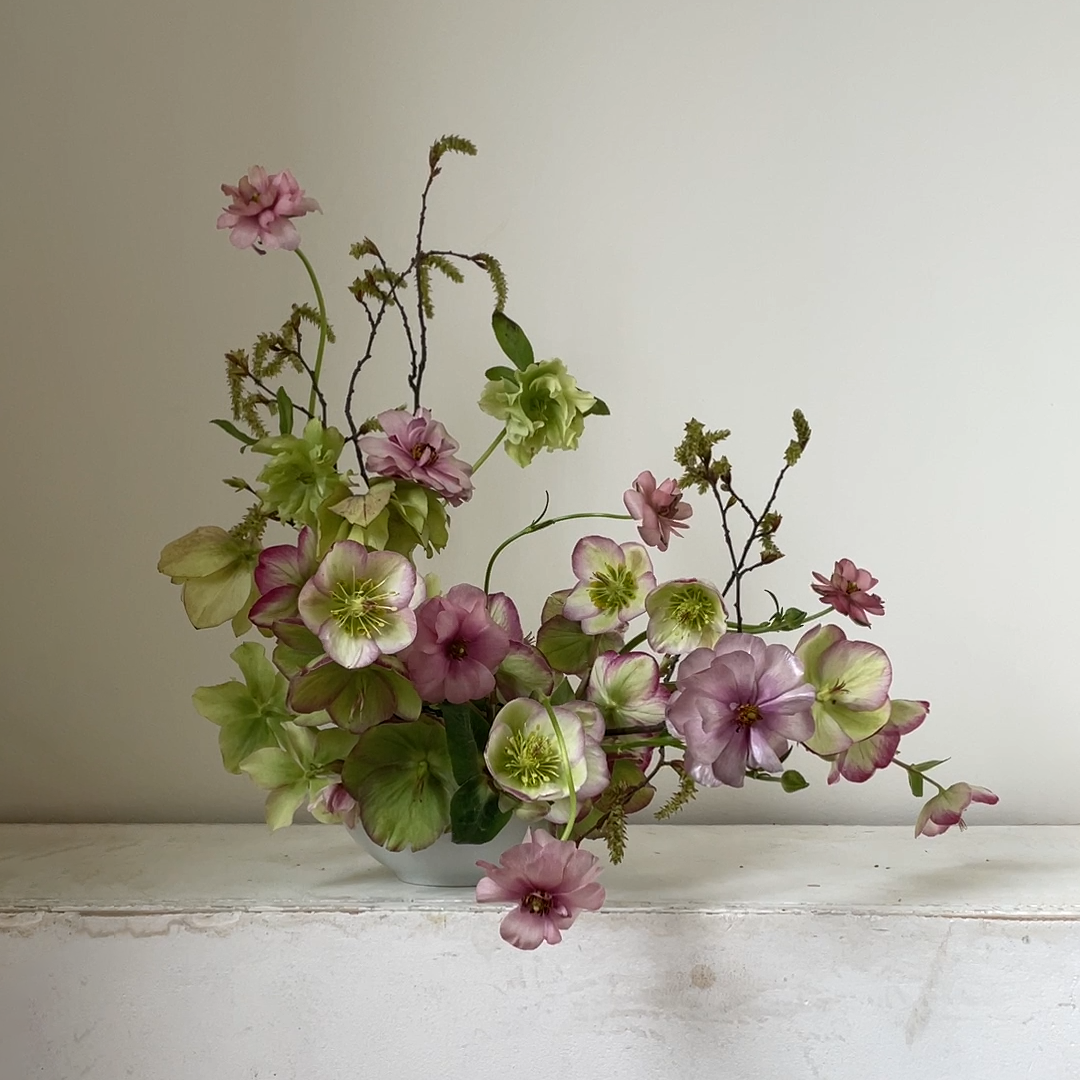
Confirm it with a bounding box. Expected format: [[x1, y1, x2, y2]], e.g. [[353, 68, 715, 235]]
[[2, 0, 1078, 825]]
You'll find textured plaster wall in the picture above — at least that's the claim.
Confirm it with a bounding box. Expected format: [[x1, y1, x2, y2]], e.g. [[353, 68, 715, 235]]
[[2, 0, 1079, 824]]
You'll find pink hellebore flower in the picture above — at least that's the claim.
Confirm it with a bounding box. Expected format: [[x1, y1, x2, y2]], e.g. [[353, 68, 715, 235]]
[[297, 540, 419, 669], [217, 167, 320, 253], [308, 779, 359, 829], [666, 634, 816, 787], [358, 408, 474, 506], [915, 783, 999, 838], [811, 559, 885, 628], [563, 536, 656, 635], [827, 699, 929, 784], [476, 829, 606, 950], [405, 584, 511, 703], [249, 526, 318, 630], [623, 471, 693, 552], [587, 650, 670, 729]]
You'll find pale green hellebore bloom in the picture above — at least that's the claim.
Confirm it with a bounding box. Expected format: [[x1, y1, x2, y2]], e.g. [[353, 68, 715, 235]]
[[158, 525, 259, 630]]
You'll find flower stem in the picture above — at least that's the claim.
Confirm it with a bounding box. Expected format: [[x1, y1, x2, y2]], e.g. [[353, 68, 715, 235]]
[[892, 757, 948, 796], [620, 631, 648, 653], [601, 735, 683, 751], [471, 428, 505, 475], [542, 698, 576, 842], [483, 511, 632, 594], [739, 606, 833, 634], [295, 248, 328, 417]]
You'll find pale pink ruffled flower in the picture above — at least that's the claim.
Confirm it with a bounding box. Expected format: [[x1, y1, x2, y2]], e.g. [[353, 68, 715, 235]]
[[623, 471, 692, 552], [217, 167, 321, 253], [915, 783, 999, 838], [405, 584, 511, 703], [476, 829, 605, 949], [811, 559, 885, 627], [358, 408, 473, 506]]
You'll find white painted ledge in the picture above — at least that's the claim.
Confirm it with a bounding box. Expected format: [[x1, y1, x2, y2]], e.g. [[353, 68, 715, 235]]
[[2, 824, 1078, 1079]]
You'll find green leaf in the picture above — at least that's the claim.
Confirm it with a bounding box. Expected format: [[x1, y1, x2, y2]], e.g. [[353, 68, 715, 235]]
[[910, 758, 949, 773], [442, 703, 488, 785], [240, 747, 305, 790], [491, 310, 534, 372], [276, 387, 294, 436], [449, 775, 513, 845], [780, 769, 809, 793], [484, 365, 519, 383], [549, 677, 577, 706], [211, 418, 259, 449], [264, 781, 308, 831], [907, 769, 925, 798], [341, 718, 455, 852], [586, 398, 610, 417]]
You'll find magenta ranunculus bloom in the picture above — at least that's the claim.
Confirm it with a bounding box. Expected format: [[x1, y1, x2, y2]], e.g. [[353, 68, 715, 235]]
[[811, 559, 886, 627], [217, 167, 321, 253], [623, 470, 693, 552], [915, 783, 999, 838], [667, 633, 816, 787], [358, 408, 474, 506], [405, 584, 511, 703], [249, 526, 318, 629], [476, 828, 605, 949]]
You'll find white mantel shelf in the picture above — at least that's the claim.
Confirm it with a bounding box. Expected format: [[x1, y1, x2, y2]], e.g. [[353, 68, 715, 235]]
[[2, 824, 1079, 1079]]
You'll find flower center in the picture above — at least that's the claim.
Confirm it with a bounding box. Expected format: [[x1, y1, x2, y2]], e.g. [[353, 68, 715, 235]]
[[523, 890, 554, 915], [500, 730, 563, 789], [669, 584, 717, 630], [734, 703, 762, 727], [329, 578, 392, 637], [587, 564, 637, 613], [844, 582, 859, 595], [411, 442, 437, 466], [447, 640, 468, 660]]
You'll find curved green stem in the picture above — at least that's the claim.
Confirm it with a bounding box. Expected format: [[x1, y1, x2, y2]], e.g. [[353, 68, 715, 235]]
[[542, 698, 576, 842], [620, 631, 648, 654], [483, 511, 633, 594], [601, 735, 683, 752], [739, 606, 834, 635], [471, 428, 505, 475], [295, 248, 328, 417]]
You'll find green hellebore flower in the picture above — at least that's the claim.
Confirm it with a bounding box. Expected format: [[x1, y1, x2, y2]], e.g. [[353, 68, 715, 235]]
[[158, 525, 259, 630], [333, 478, 449, 559], [479, 359, 596, 467], [240, 722, 358, 831], [253, 418, 346, 530], [192, 642, 298, 773]]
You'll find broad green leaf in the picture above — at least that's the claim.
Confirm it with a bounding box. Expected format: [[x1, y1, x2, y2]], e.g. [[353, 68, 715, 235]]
[[181, 562, 254, 629], [549, 677, 576, 707], [157, 526, 242, 579], [449, 775, 512, 845], [491, 310, 535, 372], [211, 418, 258, 448], [781, 770, 809, 793], [586, 398, 610, 416], [484, 365, 519, 383], [907, 770, 925, 798], [342, 718, 455, 852], [536, 616, 621, 676], [313, 728, 359, 767], [443, 703, 488, 785]]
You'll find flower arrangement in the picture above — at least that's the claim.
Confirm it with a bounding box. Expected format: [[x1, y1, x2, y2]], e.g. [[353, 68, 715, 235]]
[[159, 136, 996, 950]]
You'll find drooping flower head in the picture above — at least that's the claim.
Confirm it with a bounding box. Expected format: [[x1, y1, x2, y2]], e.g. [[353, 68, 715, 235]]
[[476, 829, 606, 950], [479, 359, 596, 467], [645, 578, 727, 654], [405, 584, 511, 703], [308, 778, 359, 828], [485, 698, 608, 820], [811, 559, 885, 627], [666, 634, 816, 787], [249, 526, 318, 630], [297, 540, 418, 669], [623, 471, 692, 551], [358, 408, 474, 506], [827, 699, 928, 785], [587, 651, 670, 729], [217, 166, 321, 252], [795, 624, 893, 755], [563, 536, 656, 635], [157, 525, 259, 630], [915, 783, 999, 838]]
